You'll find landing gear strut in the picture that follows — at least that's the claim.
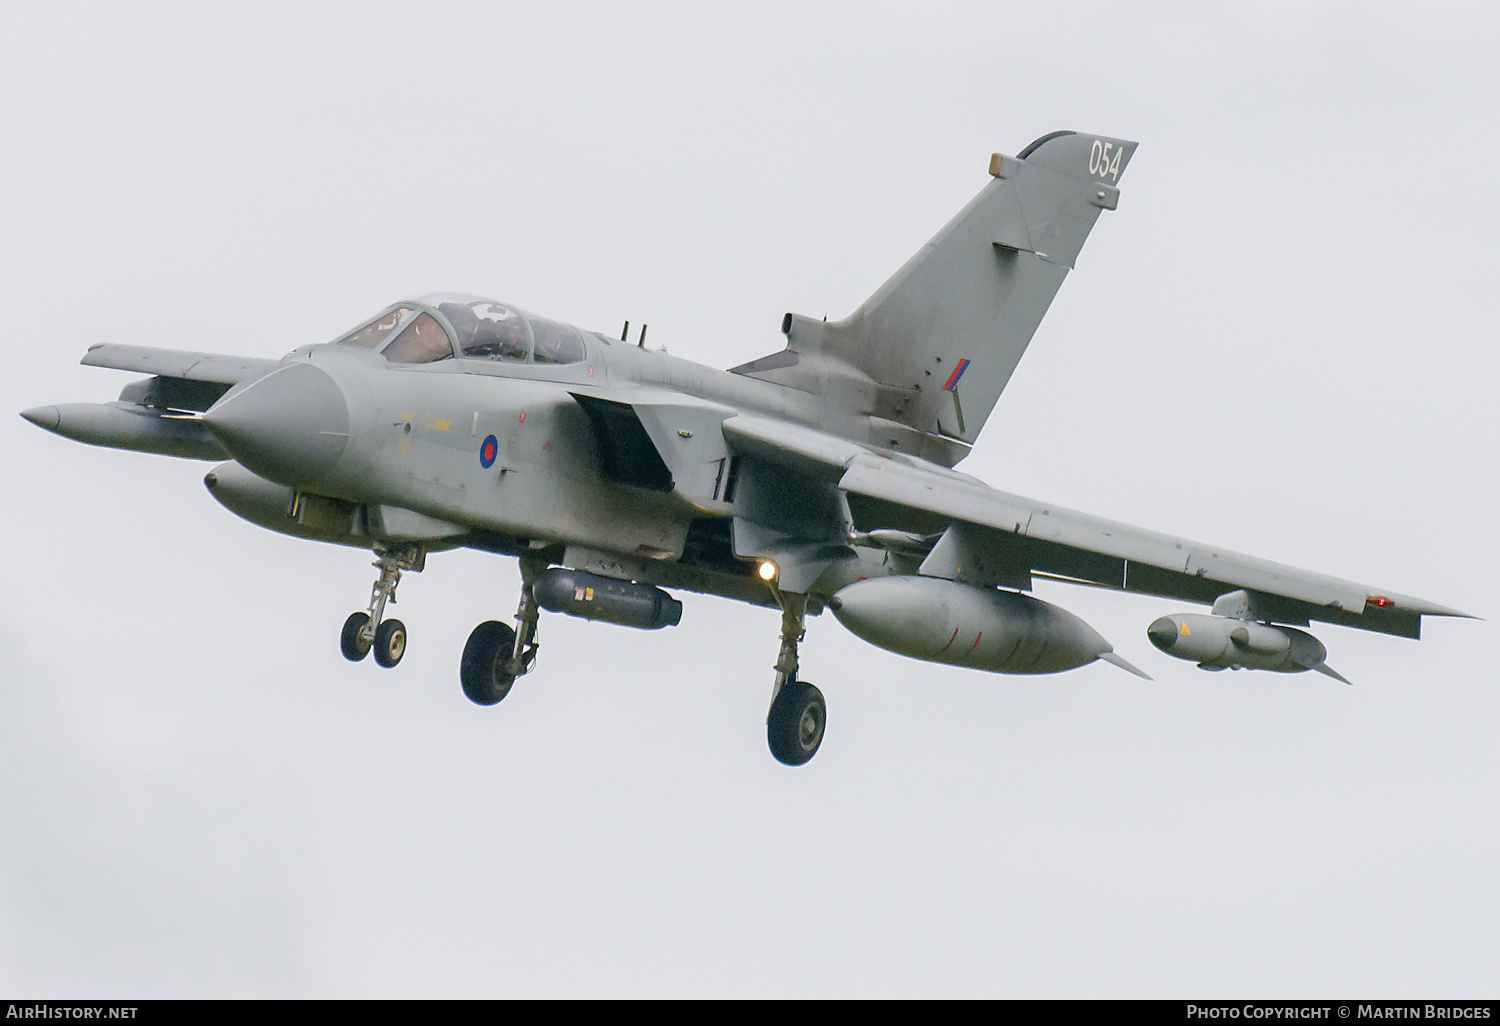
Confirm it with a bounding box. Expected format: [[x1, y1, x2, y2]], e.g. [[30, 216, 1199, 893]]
[[766, 590, 826, 766], [340, 544, 425, 668], [460, 556, 545, 705]]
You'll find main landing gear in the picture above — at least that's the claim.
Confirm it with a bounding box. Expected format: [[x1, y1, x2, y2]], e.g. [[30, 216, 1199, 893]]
[[340, 544, 425, 668], [336, 546, 542, 706], [459, 556, 544, 706], [336, 546, 826, 763], [766, 590, 826, 766]]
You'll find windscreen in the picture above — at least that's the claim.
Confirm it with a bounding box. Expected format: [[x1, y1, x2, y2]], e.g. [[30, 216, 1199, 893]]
[[335, 306, 417, 349], [382, 312, 455, 364]]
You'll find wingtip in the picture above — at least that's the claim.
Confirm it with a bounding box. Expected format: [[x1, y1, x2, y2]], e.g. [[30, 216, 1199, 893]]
[[1383, 593, 1478, 620], [1419, 604, 1480, 621]]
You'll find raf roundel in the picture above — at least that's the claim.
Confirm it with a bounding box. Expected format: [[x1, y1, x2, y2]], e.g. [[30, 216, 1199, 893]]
[[479, 434, 498, 469]]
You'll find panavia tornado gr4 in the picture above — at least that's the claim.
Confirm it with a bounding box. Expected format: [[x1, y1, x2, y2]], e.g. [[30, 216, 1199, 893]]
[[21, 130, 1467, 765]]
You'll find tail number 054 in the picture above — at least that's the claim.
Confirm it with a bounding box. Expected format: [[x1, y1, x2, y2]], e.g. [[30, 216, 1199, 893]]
[[1089, 139, 1123, 182]]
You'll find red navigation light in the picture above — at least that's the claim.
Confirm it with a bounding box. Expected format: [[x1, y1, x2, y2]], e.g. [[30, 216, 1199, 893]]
[[1368, 595, 1394, 608]]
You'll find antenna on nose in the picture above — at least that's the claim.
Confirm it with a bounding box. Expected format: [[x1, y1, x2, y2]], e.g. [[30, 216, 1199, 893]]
[[620, 320, 629, 342], [638, 324, 648, 349]]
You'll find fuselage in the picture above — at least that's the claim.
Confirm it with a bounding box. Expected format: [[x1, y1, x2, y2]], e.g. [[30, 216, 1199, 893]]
[[203, 295, 906, 610]]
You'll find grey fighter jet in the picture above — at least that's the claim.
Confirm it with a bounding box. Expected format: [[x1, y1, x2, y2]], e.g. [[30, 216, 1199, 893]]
[[21, 131, 1468, 766]]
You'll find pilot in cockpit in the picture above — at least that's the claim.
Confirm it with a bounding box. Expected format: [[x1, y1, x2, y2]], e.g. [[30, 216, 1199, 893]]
[[441, 300, 530, 361]]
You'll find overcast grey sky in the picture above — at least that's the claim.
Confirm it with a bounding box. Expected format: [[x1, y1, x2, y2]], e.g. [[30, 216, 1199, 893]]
[[2, 1, 1496, 997]]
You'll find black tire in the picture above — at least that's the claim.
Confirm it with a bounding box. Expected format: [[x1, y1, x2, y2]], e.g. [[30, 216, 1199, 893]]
[[341, 612, 372, 662], [373, 618, 406, 668], [461, 620, 517, 706], [767, 681, 826, 766]]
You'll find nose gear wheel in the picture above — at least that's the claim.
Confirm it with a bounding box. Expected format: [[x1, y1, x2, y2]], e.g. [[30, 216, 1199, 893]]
[[339, 544, 424, 669], [373, 618, 406, 668], [340, 611, 372, 662]]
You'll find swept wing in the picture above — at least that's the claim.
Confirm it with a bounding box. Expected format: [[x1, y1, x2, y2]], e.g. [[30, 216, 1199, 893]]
[[81, 343, 281, 385], [838, 450, 1464, 639], [719, 416, 1463, 639]]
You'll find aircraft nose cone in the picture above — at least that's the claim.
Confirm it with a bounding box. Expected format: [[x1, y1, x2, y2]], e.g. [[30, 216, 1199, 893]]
[[202, 363, 349, 489], [1147, 617, 1179, 652]]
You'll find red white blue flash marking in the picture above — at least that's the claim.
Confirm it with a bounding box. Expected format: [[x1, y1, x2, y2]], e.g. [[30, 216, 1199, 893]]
[[943, 359, 970, 392]]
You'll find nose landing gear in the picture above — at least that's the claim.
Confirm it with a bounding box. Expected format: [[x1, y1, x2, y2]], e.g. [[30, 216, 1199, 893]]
[[339, 544, 425, 669], [339, 611, 373, 662]]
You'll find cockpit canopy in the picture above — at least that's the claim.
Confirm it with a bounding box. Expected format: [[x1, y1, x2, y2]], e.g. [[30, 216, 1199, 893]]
[[332, 295, 589, 366]]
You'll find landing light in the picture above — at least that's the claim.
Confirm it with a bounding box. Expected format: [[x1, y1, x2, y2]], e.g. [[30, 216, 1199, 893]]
[[758, 560, 778, 582]]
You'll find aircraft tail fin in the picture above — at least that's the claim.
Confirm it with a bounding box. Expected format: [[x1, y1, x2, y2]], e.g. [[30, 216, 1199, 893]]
[[736, 131, 1137, 463]]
